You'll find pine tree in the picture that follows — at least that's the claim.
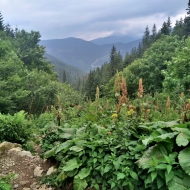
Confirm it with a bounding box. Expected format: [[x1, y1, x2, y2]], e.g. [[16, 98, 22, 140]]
[[109, 46, 118, 77], [116, 51, 123, 71], [184, 0, 190, 36], [142, 26, 150, 49], [172, 18, 185, 38], [137, 42, 143, 57], [0, 12, 4, 31], [167, 17, 172, 34], [62, 70, 67, 83], [160, 21, 170, 35], [152, 24, 157, 38], [4, 24, 14, 38]]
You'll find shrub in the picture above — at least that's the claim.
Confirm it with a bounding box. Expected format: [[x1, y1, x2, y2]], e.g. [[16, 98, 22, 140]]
[[0, 111, 31, 144]]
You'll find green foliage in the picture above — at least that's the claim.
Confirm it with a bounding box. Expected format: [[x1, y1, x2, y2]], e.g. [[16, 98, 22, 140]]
[[163, 37, 190, 94], [0, 111, 31, 144], [14, 29, 55, 75], [0, 173, 17, 190], [136, 121, 190, 189], [41, 118, 145, 190], [0, 39, 29, 114], [178, 147, 190, 175]]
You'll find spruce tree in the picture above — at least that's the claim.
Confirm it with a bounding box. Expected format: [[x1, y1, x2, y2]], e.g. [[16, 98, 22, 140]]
[[62, 70, 67, 83], [172, 18, 184, 38], [184, 0, 190, 36], [142, 26, 150, 49], [4, 24, 14, 38], [152, 24, 157, 38], [161, 21, 170, 35], [0, 12, 4, 31], [109, 46, 118, 77], [167, 17, 172, 34]]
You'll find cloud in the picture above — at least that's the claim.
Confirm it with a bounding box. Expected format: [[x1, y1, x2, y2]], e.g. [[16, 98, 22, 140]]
[[0, 0, 188, 40]]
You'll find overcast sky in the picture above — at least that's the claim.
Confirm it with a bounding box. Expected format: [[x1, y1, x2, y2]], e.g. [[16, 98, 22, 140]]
[[0, 0, 188, 41]]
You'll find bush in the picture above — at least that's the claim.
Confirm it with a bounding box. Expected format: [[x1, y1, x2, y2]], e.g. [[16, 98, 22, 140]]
[[0, 111, 31, 144]]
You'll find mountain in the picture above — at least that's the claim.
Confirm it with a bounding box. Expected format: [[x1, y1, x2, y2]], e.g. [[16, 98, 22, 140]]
[[44, 53, 85, 85], [40, 37, 141, 71], [90, 35, 139, 45]]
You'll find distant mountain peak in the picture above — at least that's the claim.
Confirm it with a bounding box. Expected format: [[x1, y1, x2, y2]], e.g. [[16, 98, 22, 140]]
[[40, 37, 141, 71], [90, 35, 140, 45]]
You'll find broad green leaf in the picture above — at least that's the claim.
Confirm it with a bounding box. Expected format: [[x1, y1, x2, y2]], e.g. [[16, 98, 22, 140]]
[[56, 170, 67, 182], [142, 137, 153, 146], [59, 133, 73, 139], [178, 147, 190, 175], [142, 132, 177, 146], [55, 141, 73, 154], [122, 180, 129, 186], [130, 171, 138, 180], [76, 168, 91, 179], [66, 169, 78, 177], [172, 127, 190, 133], [113, 160, 120, 171], [69, 146, 83, 152], [145, 174, 152, 185], [111, 182, 116, 189], [155, 164, 167, 170], [168, 174, 190, 190], [103, 165, 112, 174], [93, 158, 97, 164], [155, 132, 177, 141], [176, 133, 189, 147], [136, 144, 168, 169], [92, 151, 97, 157], [148, 167, 155, 173], [151, 171, 157, 182], [156, 176, 165, 189], [165, 170, 174, 184], [43, 147, 57, 159], [167, 165, 172, 174], [117, 173, 126, 180], [63, 158, 82, 172], [74, 178, 88, 190], [92, 183, 99, 190], [0, 183, 12, 190]]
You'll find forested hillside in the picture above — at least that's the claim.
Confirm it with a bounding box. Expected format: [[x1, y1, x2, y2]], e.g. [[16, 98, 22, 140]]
[[0, 13, 83, 115], [2, 2, 190, 190], [44, 53, 85, 87], [82, 16, 189, 100], [40, 38, 141, 71]]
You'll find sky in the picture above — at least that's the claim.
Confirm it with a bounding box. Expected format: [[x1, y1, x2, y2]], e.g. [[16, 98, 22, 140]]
[[0, 0, 188, 41]]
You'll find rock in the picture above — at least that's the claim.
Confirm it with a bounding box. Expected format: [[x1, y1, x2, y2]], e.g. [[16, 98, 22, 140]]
[[14, 184, 19, 188], [8, 147, 22, 153], [34, 166, 43, 177], [18, 150, 33, 158], [46, 166, 56, 175], [30, 182, 41, 189], [39, 184, 52, 190], [0, 142, 21, 154]]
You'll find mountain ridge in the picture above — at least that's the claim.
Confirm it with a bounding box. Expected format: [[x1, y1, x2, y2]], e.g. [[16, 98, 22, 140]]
[[40, 37, 141, 71]]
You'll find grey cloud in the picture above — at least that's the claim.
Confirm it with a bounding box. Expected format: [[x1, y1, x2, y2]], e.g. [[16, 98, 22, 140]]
[[0, 0, 188, 40]]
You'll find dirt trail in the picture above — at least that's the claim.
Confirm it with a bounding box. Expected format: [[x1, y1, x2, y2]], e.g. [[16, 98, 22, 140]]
[[0, 142, 55, 190]]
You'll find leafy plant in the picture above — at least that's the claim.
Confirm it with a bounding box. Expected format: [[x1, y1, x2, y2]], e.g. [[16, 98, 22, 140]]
[[0, 173, 16, 190], [42, 119, 146, 190], [0, 111, 31, 144], [136, 121, 190, 189]]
